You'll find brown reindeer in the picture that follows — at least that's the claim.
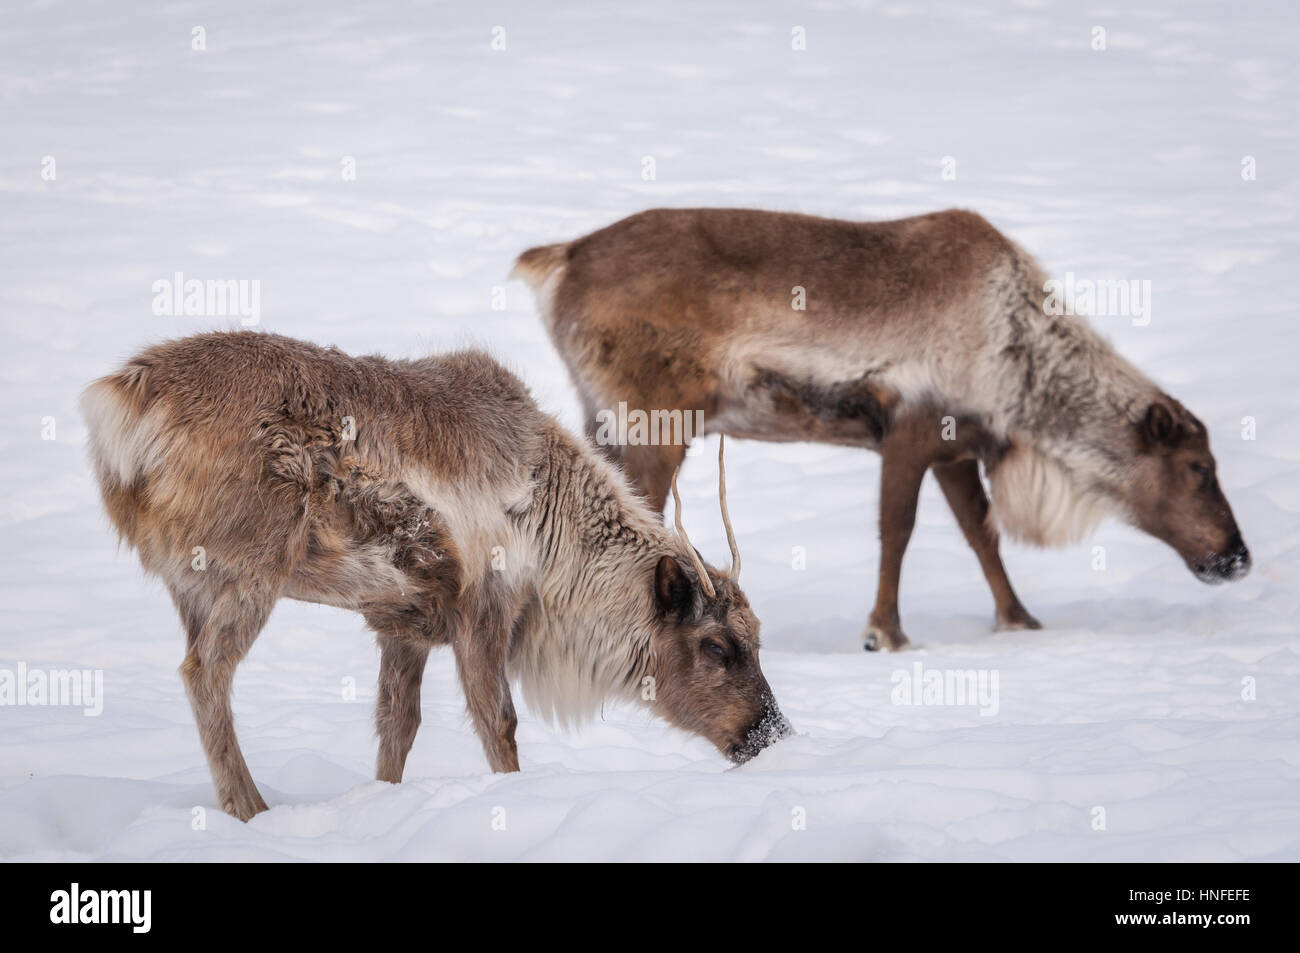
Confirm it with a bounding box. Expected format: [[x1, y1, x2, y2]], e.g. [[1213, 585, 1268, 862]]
[[513, 207, 1251, 651], [81, 331, 789, 821]]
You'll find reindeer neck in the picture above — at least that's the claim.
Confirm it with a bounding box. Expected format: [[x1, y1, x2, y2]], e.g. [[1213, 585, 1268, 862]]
[[509, 426, 667, 717], [998, 305, 1158, 482]]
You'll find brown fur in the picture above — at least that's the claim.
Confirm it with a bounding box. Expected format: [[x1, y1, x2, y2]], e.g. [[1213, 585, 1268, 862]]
[[82, 331, 790, 820], [515, 207, 1250, 649]]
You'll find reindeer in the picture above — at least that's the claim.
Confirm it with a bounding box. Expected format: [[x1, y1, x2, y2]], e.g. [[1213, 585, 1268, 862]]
[[81, 331, 789, 821], [513, 207, 1251, 651]]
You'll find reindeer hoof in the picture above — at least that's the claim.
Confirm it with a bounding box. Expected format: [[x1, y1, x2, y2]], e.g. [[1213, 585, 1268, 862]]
[[994, 605, 1042, 632], [222, 789, 270, 822], [863, 625, 909, 652]]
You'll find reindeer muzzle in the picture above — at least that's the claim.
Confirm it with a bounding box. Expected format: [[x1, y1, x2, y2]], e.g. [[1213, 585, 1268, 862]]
[[731, 698, 793, 764]]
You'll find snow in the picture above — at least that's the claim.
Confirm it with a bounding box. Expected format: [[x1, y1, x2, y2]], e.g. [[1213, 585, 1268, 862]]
[[2, 0, 1298, 861]]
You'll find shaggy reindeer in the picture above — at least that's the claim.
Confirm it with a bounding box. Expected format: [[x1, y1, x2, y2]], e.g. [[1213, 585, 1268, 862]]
[[514, 207, 1251, 651], [81, 332, 788, 821]]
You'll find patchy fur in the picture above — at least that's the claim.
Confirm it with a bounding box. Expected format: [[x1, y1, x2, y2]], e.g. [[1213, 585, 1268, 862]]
[[82, 331, 788, 819]]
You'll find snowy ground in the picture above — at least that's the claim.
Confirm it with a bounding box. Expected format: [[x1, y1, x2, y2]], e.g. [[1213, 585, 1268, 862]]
[[2, 1, 1298, 861]]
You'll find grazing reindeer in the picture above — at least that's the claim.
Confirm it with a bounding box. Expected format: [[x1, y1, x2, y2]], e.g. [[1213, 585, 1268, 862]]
[[513, 207, 1251, 651], [81, 331, 788, 820]]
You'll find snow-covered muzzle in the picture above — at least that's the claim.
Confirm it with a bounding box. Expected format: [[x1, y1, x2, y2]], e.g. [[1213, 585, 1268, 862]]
[[1188, 533, 1252, 585], [730, 695, 794, 764]]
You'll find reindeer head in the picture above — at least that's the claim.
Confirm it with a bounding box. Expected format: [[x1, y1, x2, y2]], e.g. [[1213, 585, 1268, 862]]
[[1124, 398, 1250, 584], [647, 436, 791, 763]]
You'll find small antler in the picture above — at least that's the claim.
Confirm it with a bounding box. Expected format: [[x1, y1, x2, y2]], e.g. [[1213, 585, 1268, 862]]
[[671, 463, 717, 599], [718, 434, 740, 583]]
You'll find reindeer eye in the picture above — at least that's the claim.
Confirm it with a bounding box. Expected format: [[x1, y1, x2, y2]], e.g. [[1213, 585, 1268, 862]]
[[1189, 463, 1212, 489], [702, 640, 727, 661]]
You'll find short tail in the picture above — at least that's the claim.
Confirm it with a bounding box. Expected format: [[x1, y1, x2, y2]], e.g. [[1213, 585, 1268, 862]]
[[510, 242, 569, 316], [79, 362, 165, 491]]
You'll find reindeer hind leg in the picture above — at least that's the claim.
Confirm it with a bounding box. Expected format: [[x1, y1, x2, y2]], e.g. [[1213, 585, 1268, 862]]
[[172, 583, 275, 821]]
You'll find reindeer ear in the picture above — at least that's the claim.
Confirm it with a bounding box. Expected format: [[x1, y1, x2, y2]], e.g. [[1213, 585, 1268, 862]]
[[655, 555, 693, 618], [1144, 402, 1176, 446]]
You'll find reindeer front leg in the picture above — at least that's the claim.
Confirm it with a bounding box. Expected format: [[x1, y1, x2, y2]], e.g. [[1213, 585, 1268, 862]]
[[931, 459, 1041, 632], [864, 427, 930, 651], [452, 599, 520, 773], [371, 628, 431, 783]]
